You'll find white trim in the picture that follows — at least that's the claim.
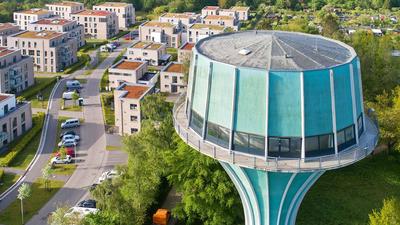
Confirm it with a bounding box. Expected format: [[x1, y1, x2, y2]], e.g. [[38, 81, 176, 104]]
[[241, 167, 262, 225], [264, 71, 269, 161], [277, 173, 297, 225], [349, 64, 359, 144], [265, 171, 270, 225], [300, 72, 305, 159], [229, 68, 238, 151], [202, 61, 213, 139], [357, 59, 366, 128], [329, 69, 338, 154]]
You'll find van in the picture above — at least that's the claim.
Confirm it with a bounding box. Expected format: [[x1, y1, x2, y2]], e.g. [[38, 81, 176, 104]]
[[61, 118, 80, 129], [66, 80, 81, 89], [62, 91, 79, 100]]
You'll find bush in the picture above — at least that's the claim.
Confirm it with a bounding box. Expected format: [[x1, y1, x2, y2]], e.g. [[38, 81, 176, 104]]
[[100, 69, 109, 92], [63, 53, 90, 74], [100, 93, 115, 126], [111, 30, 130, 40], [0, 113, 45, 166], [79, 41, 108, 53], [0, 169, 4, 182], [20, 78, 57, 100]]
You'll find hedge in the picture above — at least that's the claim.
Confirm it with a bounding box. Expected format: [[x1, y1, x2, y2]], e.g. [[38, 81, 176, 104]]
[[20, 78, 57, 100], [111, 30, 130, 41], [0, 113, 45, 167], [80, 40, 108, 53], [0, 169, 3, 182], [100, 69, 109, 92], [100, 93, 115, 126], [63, 53, 90, 74]]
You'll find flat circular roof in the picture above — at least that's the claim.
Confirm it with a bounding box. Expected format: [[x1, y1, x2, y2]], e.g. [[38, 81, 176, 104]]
[[196, 30, 356, 71]]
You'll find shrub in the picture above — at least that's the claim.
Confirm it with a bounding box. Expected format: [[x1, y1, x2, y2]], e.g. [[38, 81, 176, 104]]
[[79, 41, 108, 53], [0, 169, 4, 182], [0, 113, 45, 166], [20, 78, 57, 100], [100, 69, 109, 92], [63, 53, 90, 74]]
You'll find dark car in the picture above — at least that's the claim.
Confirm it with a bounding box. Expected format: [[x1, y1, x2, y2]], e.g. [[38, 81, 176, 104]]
[[77, 199, 96, 209], [60, 131, 76, 139]]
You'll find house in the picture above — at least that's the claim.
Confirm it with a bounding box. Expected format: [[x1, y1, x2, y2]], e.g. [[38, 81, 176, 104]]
[[178, 42, 194, 62], [14, 9, 53, 30], [202, 15, 238, 30], [159, 13, 200, 30], [139, 21, 182, 48], [230, 6, 250, 20], [160, 62, 186, 93], [0, 23, 20, 47], [201, 6, 220, 16], [126, 41, 167, 66], [108, 59, 148, 88], [45, 1, 84, 19], [93, 2, 135, 30], [187, 23, 225, 43], [71, 10, 119, 39]]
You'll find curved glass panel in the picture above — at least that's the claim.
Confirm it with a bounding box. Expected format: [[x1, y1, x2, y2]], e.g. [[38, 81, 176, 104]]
[[352, 58, 363, 117], [191, 55, 210, 118], [333, 64, 354, 130]]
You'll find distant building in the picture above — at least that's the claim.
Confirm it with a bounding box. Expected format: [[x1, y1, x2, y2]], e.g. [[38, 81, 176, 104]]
[[108, 59, 148, 88], [202, 15, 238, 31], [218, 9, 237, 19], [45, 1, 84, 19], [159, 13, 200, 30], [71, 10, 119, 39], [0, 47, 34, 93], [93, 2, 135, 30], [0, 23, 20, 47], [27, 18, 85, 48], [114, 83, 155, 135], [139, 21, 182, 48], [201, 6, 220, 16], [0, 93, 32, 148], [160, 62, 186, 93], [230, 6, 250, 20], [187, 23, 225, 43], [126, 41, 167, 66], [14, 9, 53, 30], [8, 30, 78, 72], [178, 42, 194, 62]]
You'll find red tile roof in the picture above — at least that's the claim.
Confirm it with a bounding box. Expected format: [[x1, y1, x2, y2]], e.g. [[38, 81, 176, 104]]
[[180, 42, 194, 51], [0, 47, 15, 57], [73, 10, 112, 17], [123, 85, 150, 99]]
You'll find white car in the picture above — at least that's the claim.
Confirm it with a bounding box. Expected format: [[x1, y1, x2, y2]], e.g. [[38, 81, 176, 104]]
[[98, 170, 119, 183], [65, 207, 98, 218], [58, 139, 78, 148], [62, 134, 80, 142], [50, 155, 72, 165]]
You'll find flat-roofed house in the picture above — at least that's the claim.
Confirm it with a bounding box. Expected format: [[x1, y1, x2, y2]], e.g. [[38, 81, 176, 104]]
[[201, 6, 220, 16], [126, 41, 167, 66], [178, 42, 194, 62], [159, 13, 200, 30], [45, 1, 84, 19], [27, 18, 85, 48], [7, 30, 78, 72], [202, 15, 238, 30], [0, 93, 32, 148], [14, 9, 53, 30], [187, 23, 225, 43], [218, 9, 237, 19], [71, 10, 119, 39], [93, 2, 135, 30], [139, 21, 182, 48], [114, 83, 155, 135], [0, 23, 20, 47], [108, 59, 148, 88], [0, 47, 34, 93], [230, 6, 250, 20], [160, 62, 186, 93]]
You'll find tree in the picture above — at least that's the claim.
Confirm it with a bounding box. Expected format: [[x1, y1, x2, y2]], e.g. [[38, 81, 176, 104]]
[[18, 183, 31, 225], [141, 93, 172, 122], [319, 13, 342, 39], [47, 205, 81, 225], [42, 164, 52, 191], [278, 18, 319, 34], [256, 18, 273, 30], [369, 198, 400, 225], [72, 92, 80, 107]]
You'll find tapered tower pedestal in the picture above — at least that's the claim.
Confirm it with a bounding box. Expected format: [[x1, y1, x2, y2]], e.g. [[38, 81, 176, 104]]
[[221, 162, 323, 225]]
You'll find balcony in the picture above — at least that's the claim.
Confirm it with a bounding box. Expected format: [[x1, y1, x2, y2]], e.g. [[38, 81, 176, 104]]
[[173, 93, 379, 172]]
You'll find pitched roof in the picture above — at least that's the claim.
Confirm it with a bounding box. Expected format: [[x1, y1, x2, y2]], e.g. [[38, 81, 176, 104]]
[[72, 9, 112, 17]]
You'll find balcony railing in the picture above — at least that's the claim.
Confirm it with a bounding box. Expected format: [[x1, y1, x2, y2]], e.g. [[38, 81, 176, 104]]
[[173, 93, 379, 172]]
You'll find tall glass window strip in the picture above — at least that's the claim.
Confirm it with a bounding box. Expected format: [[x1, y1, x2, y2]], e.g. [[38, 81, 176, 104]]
[[233, 131, 265, 156], [205, 121, 230, 148], [357, 114, 364, 137], [189, 110, 203, 136], [267, 137, 301, 158], [305, 133, 334, 157], [338, 124, 356, 151]]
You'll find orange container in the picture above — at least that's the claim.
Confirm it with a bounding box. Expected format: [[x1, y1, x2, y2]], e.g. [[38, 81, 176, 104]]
[[153, 209, 170, 225]]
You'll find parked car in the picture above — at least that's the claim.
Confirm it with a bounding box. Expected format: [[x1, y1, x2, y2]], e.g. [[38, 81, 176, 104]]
[[50, 155, 72, 165], [55, 147, 75, 157], [62, 134, 80, 142], [98, 169, 119, 183], [61, 118, 80, 129], [60, 131, 76, 139], [77, 199, 96, 209], [66, 80, 81, 89], [62, 91, 79, 100], [58, 139, 78, 147]]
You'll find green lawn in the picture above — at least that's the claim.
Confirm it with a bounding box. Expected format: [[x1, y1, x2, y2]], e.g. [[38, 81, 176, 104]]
[[80, 40, 108, 53], [0, 173, 20, 195], [297, 152, 400, 225], [0, 178, 64, 225], [9, 131, 41, 169], [101, 93, 115, 126], [21, 77, 57, 109], [61, 105, 82, 112]]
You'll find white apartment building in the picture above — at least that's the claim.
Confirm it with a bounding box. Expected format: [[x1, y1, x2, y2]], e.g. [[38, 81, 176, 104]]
[[114, 83, 154, 135], [108, 59, 148, 88], [71, 10, 119, 39], [202, 15, 238, 30], [218, 9, 237, 19], [14, 9, 53, 30], [201, 6, 220, 16], [187, 23, 225, 43], [139, 21, 182, 48], [126, 41, 167, 66], [0, 23, 20, 47], [8, 30, 78, 72], [160, 62, 186, 93], [159, 13, 200, 30], [230, 6, 250, 20], [93, 2, 135, 30], [178, 42, 194, 62], [45, 1, 84, 19], [27, 18, 85, 48], [0, 47, 34, 93]]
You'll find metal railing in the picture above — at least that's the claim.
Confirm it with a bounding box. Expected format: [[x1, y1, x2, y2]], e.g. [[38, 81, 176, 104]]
[[173, 93, 379, 172]]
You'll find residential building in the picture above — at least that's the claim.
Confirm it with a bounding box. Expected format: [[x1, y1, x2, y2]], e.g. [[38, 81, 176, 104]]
[[187, 23, 225, 43], [0, 23, 20, 47], [0, 47, 34, 93], [126, 41, 167, 66], [202, 15, 238, 30], [139, 21, 182, 48], [159, 13, 200, 30], [218, 9, 237, 19], [201, 6, 220, 16], [45, 1, 84, 19], [108, 59, 148, 88], [0, 93, 32, 148], [14, 9, 53, 30], [178, 42, 194, 62], [114, 83, 154, 135], [93, 2, 135, 30], [160, 62, 186, 93], [230, 6, 250, 20], [8, 30, 78, 72], [71, 10, 119, 39], [27, 18, 85, 48]]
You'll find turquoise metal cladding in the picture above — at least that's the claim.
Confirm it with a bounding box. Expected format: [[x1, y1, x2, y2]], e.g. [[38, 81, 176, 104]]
[[268, 71, 302, 137], [207, 62, 236, 128], [234, 68, 267, 136], [221, 162, 324, 225], [333, 64, 354, 130], [191, 54, 210, 117], [303, 69, 333, 136], [351, 58, 363, 117]]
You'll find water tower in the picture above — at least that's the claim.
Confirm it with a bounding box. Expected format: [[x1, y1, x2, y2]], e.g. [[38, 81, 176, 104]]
[[173, 31, 379, 225]]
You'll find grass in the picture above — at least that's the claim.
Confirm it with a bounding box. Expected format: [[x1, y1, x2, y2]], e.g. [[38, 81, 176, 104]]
[[0, 173, 20, 195], [106, 145, 120, 151], [20, 77, 57, 109], [111, 30, 130, 40], [63, 53, 90, 75], [297, 152, 400, 225], [0, 178, 64, 225], [61, 105, 82, 112], [80, 40, 108, 53], [100, 93, 115, 126], [9, 131, 41, 169], [51, 164, 77, 175]]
